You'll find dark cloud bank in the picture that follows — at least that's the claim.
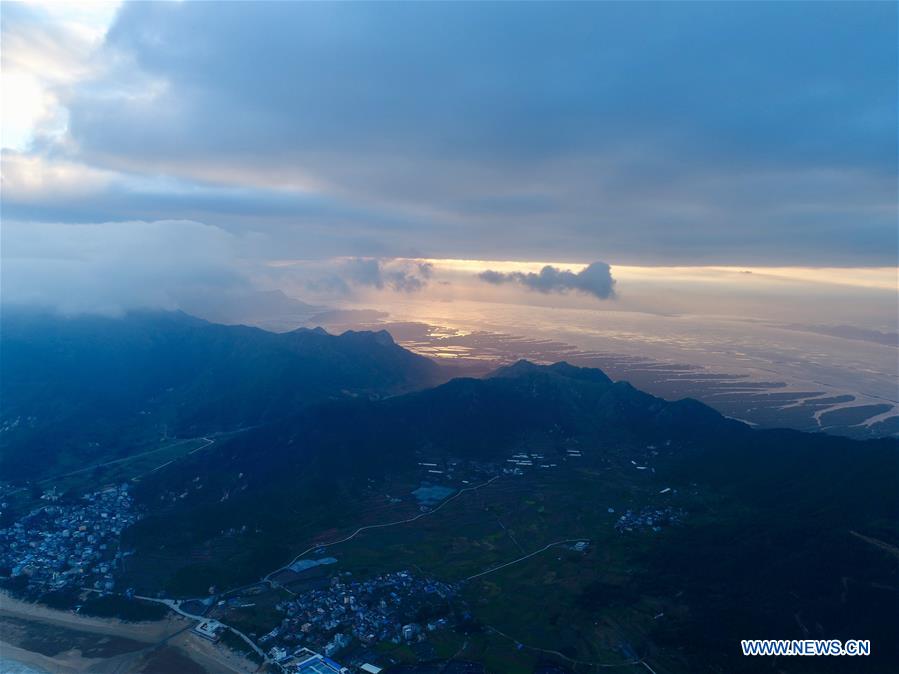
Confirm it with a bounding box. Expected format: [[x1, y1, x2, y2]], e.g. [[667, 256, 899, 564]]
[[2, 2, 896, 318], [5, 1, 895, 267]]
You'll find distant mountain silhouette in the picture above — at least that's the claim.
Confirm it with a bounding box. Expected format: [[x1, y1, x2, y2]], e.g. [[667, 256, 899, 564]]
[[0, 309, 442, 478]]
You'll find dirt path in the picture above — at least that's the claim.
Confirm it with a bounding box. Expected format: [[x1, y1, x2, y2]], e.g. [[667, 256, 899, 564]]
[[850, 530, 899, 560]]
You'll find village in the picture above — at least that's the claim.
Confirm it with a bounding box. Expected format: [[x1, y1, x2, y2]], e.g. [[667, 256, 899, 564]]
[[0, 444, 686, 674], [257, 569, 458, 670], [0, 484, 140, 595], [614, 505, 685, 534]]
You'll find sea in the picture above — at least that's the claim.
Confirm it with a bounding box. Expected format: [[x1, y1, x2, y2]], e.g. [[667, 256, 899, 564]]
[[356, 297, 899, 433], [0, 657, 51, 673]]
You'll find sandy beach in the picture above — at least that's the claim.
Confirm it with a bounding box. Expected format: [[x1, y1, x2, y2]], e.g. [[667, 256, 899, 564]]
[[0, 592, 260, 673], [0, 592, 185, 642]]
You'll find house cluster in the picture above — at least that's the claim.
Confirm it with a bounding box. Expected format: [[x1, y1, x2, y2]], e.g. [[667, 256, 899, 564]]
[[0, 484, 140, 593], [417, 458, 504, 482], [263, 570, 457, 663], [504, 453, 559, 473], [279, 648, 355, 673], [614, 506, 685, 533]]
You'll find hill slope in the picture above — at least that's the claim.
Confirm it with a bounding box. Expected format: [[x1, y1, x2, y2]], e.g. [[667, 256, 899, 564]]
[[121, 361, 898, 673], [3, 342, 896, 673], [128, 360, 893, 571], [0, 309, 442, 479]]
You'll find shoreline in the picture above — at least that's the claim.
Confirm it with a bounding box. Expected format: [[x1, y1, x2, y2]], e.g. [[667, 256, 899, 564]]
[[0, 591, 185, 642], [0, 591, 260, 673], [0, 641, 61, 673]]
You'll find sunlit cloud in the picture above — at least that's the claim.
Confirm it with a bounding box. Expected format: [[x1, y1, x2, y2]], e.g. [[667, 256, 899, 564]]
[[1, 1, 120, 150], [1, 151, 115, 196], [1, 2, 895, 326], [614, 266, 899, 292], [416, 259, 897, 293]]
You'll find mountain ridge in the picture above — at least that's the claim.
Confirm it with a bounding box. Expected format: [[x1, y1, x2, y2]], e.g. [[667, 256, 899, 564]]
[[0, 308, 444, 479], [2, 313, 896, 673]]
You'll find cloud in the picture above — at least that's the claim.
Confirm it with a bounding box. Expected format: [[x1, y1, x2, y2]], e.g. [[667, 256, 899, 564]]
[[479, 262, 616, 300], [2, 2, 897, 267], [1, 219, 248, 314], [342, 258, 383, 288], [71, 3, 895, 175], [339, 258, 433, 293], [1, 1, 118, 150]]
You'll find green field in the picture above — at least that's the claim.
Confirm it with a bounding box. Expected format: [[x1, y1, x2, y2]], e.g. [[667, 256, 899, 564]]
[[199, 464, 696, 672]]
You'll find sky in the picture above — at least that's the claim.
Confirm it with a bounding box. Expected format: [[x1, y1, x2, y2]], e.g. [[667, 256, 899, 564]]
[[1, 1, 897, 325]]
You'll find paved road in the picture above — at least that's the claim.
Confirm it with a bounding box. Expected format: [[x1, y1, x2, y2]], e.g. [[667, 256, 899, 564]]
[[465, 539, 586, 581], [137, 436, 214, 479], [486, 624, 652, 671], [133, 594, 271, 666], [123, 473, 504, 669], [92, 467, 656, 673], [266, 474, 502, 581], [0, 436, 216, 498]]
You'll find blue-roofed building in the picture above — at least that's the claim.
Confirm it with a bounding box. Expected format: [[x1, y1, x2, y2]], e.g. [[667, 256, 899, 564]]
[[286, 649, 349, 674]]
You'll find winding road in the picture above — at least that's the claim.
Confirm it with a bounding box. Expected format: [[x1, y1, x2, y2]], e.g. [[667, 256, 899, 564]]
[[265, 474, 502, 581]]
